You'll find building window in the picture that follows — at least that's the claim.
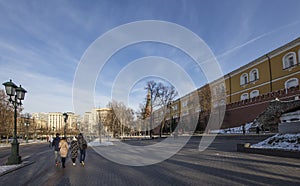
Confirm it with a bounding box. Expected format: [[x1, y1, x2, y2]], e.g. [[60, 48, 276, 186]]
[[173, 105, 178, 111], [250, 90, 259, 98], [213, 86, 218, 95], [182, 110, 188, 116], [182, 100, 188, 107], [240, 73, 248, 85], [298, 49, 300, 63], [220, 99, 226, 105], [250, 69, 259, 82], [282, 52, 297, 69], [220, 83, 225, 93], [213, 84, 225, 95], [285, 78, 299, 89], [241, 93, 249, 100]]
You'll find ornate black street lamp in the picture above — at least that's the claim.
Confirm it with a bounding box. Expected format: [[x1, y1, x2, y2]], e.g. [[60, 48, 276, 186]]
[[63, 113, 68, 138], [3, 79, 27, 165]]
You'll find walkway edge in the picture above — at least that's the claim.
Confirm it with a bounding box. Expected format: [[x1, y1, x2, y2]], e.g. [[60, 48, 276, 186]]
[[237, 143, 300, 158], [0, 161, 35, 177]]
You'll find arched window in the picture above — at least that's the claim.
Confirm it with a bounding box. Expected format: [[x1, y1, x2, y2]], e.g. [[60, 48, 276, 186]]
[[282, 52, 297, 69], [220, 99, 226, 105], [213, 86, 218, 95], [220, 83, 225, 93], [298, 49, 300, 63], [285, 78, 299, 89], [241, 93, 249, 100], [250, 69, 259, 82], [240, 73, 248, 85], [250, 90, 259, 98], [182, 100, 188, 108]]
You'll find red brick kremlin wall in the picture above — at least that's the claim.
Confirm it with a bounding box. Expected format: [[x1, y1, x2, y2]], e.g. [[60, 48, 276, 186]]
[[222, 86, 300, 129]]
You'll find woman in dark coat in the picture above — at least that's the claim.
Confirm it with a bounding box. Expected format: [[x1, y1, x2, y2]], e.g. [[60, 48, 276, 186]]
[[70, 136, 79, 166]]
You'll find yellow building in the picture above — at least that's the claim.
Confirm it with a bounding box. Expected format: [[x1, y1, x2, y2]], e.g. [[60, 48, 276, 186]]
[[151, 37, 300, 133], [169, 37, 300, 131], [225, 37, 300, 103]]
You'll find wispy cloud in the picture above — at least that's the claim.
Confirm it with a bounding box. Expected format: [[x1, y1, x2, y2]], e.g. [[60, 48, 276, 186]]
[[1, 0, 300, 115], [0, 66, 73, 113]]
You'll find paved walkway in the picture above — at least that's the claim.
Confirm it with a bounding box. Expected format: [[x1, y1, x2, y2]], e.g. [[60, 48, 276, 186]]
[[1, 136, 299, 185]]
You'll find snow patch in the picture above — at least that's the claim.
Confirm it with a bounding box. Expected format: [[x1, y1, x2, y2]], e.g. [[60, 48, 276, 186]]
[[88, 138, 119, 147], [209, 123, 253, 134], [251, 133, 300, 151]]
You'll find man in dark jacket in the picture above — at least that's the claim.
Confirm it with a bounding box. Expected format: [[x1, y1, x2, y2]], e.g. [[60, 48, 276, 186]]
[[52, 133, 61, 166], [77, 133, 87, 166]]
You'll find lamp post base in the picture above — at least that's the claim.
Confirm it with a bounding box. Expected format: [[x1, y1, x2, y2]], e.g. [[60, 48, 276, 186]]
[[6, 140, 22, 165]]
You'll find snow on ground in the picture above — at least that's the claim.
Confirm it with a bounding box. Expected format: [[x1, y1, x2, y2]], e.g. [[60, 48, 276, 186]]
[[0, 164, 23, 175], [0, 140, 45, 148], [88, 137, 119, 147], [209, 123, 253, 134], [209, 122, 300, 151], [251, 133, 300, 151]]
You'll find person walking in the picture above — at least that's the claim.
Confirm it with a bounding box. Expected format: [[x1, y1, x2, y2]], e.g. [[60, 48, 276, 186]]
[[77, 133, 87, 166], [52, 133, 61, 167], [59, 137, 69, 168], [256, 125, 260, 135], [70, 136, 79, 166]]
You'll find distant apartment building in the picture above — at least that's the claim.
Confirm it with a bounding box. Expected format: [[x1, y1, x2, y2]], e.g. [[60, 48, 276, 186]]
[[94, 108, 113, 134], [82, 111, 93, 134], [82, 108, 112, 136], [48, 112, 79, 135], [31, 112, 48, 135], [48, 112, 64, 132]]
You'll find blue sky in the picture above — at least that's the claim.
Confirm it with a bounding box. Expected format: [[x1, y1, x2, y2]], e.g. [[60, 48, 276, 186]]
[[0, 0, 300, 115]]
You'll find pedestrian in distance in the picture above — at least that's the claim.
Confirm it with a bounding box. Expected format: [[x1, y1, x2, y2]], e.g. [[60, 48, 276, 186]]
[[77, 133, 88, 166], [46, 136, 49, 146], [261, 125, 265, 134], [52, 133, 61, 166], [49, 136, 53, 148], [70, 136, 79, 166], [242, 125, 246, 135], [59, 137, 69, 168], [256, 126, 260, 135]]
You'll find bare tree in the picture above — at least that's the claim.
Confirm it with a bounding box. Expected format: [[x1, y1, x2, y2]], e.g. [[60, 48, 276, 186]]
[[0, 89, 14, 143], [107, 101, 121, 138], [97, 111, 102, 143], [155, 83, 178, 137], [140, 81, 178, 138], [107, 100, 134, 138], [137, 103, 146, 119], [142, 81, 164, 138]]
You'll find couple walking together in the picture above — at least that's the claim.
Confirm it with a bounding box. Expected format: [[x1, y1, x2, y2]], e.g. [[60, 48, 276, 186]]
[[52, 133, 87, 168]]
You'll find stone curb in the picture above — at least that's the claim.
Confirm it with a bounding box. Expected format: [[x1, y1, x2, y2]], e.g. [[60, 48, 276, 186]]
[[0, 161, 34, 177], [237, 143, 300, 159]]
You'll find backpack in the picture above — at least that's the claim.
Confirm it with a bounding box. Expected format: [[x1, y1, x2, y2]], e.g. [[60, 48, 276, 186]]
[[82, 139, 87, 149]]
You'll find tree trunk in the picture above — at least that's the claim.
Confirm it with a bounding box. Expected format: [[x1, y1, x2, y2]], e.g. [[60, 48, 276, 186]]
[[160, 119, 166, 138]]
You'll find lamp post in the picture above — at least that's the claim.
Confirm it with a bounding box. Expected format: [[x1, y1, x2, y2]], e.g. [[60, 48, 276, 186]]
[[24, 121, 30, 143], [63, 113, 68, 138], [168, 101, 173, 135], [24, 113, 30, 143], [3, 79, 27, 165], [52, 126, 55, 136]]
